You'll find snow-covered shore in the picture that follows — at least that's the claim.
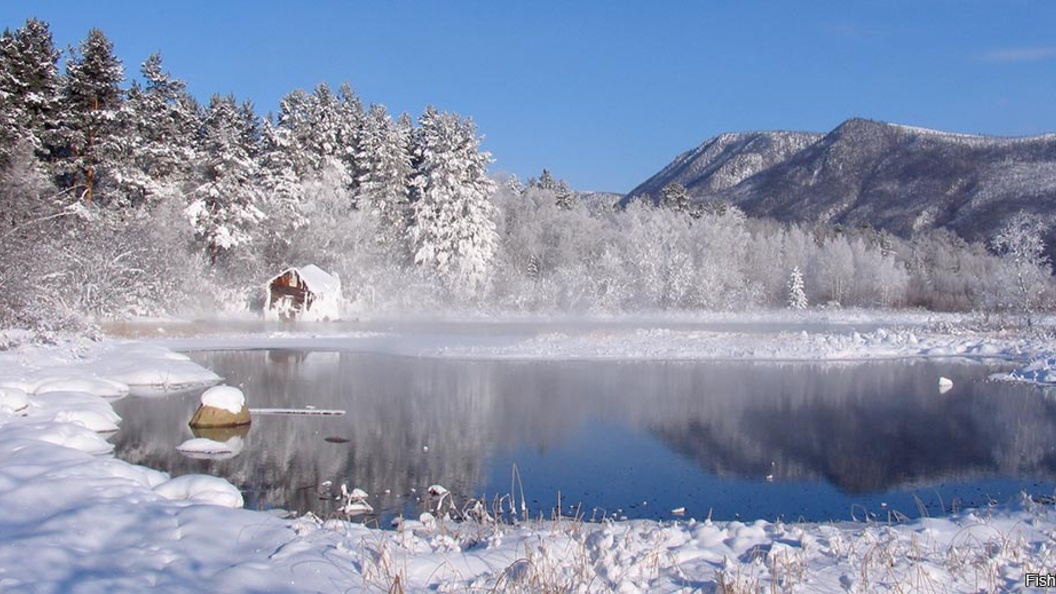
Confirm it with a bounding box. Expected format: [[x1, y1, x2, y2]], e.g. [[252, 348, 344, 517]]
[[2, 315, 1056, 592]]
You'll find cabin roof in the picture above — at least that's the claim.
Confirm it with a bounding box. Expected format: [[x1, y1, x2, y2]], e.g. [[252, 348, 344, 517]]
[[269, 265, 340, 294]]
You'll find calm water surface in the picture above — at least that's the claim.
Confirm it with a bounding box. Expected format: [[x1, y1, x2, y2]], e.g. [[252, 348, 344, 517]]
[[111, 351, 1056, 524]]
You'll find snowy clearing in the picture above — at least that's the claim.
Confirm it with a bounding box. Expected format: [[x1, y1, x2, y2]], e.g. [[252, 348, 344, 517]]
[[1, 315, 1056, 592]]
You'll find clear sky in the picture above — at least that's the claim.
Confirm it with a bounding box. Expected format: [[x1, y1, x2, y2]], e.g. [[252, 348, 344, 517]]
[[3, 1, 1055, 192]]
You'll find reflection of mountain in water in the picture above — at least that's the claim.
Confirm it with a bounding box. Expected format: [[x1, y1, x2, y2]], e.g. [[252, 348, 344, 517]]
[[651, 362, 1056, 493], [111, 353, 1056, 521]]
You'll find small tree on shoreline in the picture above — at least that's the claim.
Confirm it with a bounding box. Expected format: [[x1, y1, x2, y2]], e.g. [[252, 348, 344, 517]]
[[990, 211, 1052, 326], [787, 266, 808, 310]]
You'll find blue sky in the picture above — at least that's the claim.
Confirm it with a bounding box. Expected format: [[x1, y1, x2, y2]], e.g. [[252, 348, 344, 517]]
[[3, 1, 1055, 192]]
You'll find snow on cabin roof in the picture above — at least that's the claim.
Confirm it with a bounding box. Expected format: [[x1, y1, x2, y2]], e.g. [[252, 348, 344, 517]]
[[270, 265, 340, 294]]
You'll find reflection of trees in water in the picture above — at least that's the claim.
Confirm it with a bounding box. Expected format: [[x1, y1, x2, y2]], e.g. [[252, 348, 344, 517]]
[[651, 362, 1056, 494], [111, 353, 1056, 519], [113, 351, 498, 518]]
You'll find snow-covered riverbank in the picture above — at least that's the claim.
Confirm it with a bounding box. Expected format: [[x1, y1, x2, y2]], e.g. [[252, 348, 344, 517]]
[[2, 316, 1056, 592]]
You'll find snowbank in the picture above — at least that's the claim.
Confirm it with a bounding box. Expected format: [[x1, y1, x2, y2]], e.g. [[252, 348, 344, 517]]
[[1, 317, 1055, 591], [1001, 355, 1056, 385]]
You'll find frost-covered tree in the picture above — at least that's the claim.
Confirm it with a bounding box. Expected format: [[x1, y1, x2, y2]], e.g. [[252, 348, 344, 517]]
[[409, 106, 497, 298], [787, 266, 808, 310], [691, 206, 754, 308], [815, 235, 855, 305], [0, 18, 61, 165], [268, 83, 363, 181], [905, 230, 994, 311], [660, 182, 691, 214], [59, 28, 124, 202], [0, 142, 96, 330], [528, 169, 574, 209], [354, 103, 413, 257], [491, 180, 604, 309], [990, 212, 1053, 322], [623, 202, 694, 308], [186, 94, 265, 263], [113, 52, 200, 206]]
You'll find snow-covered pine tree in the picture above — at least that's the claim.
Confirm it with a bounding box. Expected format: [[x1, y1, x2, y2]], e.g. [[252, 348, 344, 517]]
[[60, 28, 125, 202], [0, 18, 61, 166], [267, 83, 363, 189], [787, 266, 808, 310], [532, 169, 558, 191], [660, 182, 691, 214], [409, 106, 497, 298], [528, 169, 574, 209], [354, 103, 413, 258], [115, 52, 200, 205], [335, 82, 366, 185], [185, 94, 266, 263], [258, 116, 306, 234]]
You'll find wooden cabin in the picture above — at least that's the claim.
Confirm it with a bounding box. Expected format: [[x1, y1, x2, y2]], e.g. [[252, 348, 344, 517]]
[[264, 265, 341, 321]]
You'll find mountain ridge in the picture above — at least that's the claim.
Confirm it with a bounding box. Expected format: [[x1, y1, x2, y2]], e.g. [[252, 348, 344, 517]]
[[627, 118, 1056, 246]]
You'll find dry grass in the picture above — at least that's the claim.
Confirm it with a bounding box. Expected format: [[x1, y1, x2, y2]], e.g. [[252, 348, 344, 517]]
[[323, 484, 1056, 593]]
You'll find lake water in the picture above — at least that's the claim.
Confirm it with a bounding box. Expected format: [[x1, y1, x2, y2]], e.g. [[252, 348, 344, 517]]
[[110, 351, 1056, 524]]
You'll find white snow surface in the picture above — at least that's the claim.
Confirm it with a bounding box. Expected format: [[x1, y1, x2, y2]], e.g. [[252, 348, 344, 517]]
[[3, 313, 1056, 592], [176, 436, 244, 460], [199, 384, 245, 414]]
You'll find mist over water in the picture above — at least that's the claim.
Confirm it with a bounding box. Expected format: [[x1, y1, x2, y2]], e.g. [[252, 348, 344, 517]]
[[111, 350, 1056, 524]]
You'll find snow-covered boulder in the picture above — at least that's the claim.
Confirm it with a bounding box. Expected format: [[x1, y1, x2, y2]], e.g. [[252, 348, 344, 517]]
[[189, 385, 250, 428]]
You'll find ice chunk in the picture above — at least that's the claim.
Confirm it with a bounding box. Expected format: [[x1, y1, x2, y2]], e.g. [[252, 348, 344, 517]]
[[938, 377, 954, 394]]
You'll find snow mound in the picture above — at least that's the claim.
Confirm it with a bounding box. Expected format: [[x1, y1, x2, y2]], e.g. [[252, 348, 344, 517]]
[[1004, 356, 1056, 384], [153, 474, 244, 508], [27, 390, 122, 432], [33, 377, 129, 400], [0, 387, 29, 414], [93, 342, 221, 394], [200, 385, 245, 414], [4, 421, 115, 455]]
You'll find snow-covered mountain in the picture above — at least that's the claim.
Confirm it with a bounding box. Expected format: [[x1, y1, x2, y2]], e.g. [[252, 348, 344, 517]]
[[627, 130, 823, 202], [628, 118, 1056, 245]]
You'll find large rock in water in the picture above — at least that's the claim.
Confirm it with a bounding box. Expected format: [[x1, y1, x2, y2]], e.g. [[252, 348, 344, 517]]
[[188, 385, 250, 428]]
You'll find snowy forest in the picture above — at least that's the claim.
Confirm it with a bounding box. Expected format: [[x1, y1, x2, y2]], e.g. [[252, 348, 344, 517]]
[[1, 19, 1052, 331]]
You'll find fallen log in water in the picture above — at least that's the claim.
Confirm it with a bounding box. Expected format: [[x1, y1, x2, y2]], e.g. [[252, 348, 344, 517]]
[[249, 408, 346, 416]]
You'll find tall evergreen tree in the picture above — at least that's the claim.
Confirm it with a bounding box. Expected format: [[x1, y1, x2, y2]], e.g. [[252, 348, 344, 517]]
[[60, 28, 125, 202], [528, 169, 574, 209], [409, 106, 497, 297], [0, 18, 61, 165], [787, 266, 808, 310], [185, 94, 265, 262], [336, 82, 366, 185], [354, 103, 413, 257], [275, 84, 363, 176], [115, 52, 200, 205], [661, 182, 691, 213]]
